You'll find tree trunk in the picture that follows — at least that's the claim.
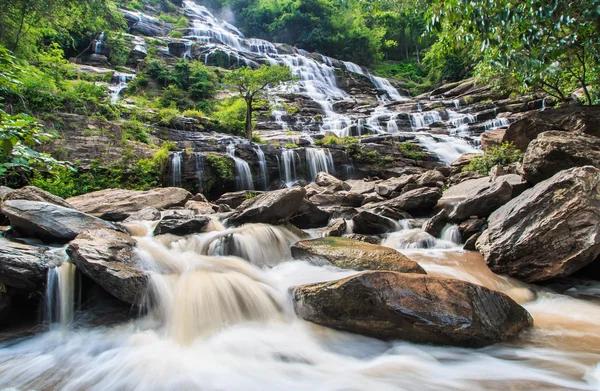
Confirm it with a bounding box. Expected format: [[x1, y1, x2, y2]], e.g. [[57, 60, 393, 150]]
[[245, 98, 253, 141], [11, 2, 28, 52]]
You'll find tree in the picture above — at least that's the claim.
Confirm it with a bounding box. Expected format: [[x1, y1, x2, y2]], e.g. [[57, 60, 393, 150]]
[[427, 0, 600, 104], [224, 65, 294, 140]]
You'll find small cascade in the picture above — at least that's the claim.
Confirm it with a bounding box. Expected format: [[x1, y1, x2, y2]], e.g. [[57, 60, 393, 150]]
[[410, 111, 442, 130], [108, 72, 136, 103], [255, 146, 268, 190], [93, 32, 106, 55], [483, 117, 510, 131], [169, 151, 183, 187], [45, 248, 77, 328], [440, 225, 462, 244], [386, 114, 399, 133], [383, 223, 462, 251], [279, 149, 300, 186], [194, 152, 206, 194], [343, 61, 364, 75], [183, 41, 193, 59], [227, 144, 254, 190], [305, 148, 335, 181], [415, 134, 480, 164], [368, 75, 405, 102]]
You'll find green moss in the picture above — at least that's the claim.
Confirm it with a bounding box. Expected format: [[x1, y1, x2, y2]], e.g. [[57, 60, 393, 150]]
[[397, 142, 425, 160]]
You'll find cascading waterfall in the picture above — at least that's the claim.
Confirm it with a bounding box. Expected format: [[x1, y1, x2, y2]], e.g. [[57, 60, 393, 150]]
[[410, 111, 442, 130], [254, 146, 268, 190], [368, 74, 406, 102], [94, 32, 106, 55], [306, 148, 335, 181], [108, 72, 136, 103], [279, 149, 300, 186], [483, 117, 510, 131], [415, 134, 480, 164], [169, 151, 183, 187], [194, 152, 206, 194], [227, 144, 254, 190], [44, 248, 77, 328]]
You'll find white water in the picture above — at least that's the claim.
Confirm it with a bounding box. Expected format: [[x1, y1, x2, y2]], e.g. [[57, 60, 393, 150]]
[[108, 72, 136, 103], [483, 117, 510, 131], [416, 134, 480, 164], [44, 248, 77, 328], [306, 148, 335, 181], [194, 152, 206, 194], [0, 219, 598, 390], [410, 111, 442, 130], [255, 146, 268, 190], [227, 144, 254, 190], [279, 149, 300, 186], [169, 151, 183, 187]]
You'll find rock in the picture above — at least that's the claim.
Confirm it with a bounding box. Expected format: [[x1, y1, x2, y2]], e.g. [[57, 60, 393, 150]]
[[416, 170, 445, 187], [351, 211, 398, 235], [0, 238, 55, 290], [448, 180, 513, 222], [423, 209, 448, 238], [292, 271, 532, 346], [290, 200, 331, 229], [449, 154, 479, 175], [191, 193, 209, 202], [2, 200, 119, 243], [1, 186, 73, 209], [215, 190, 264, 209], [373, 187, 442, 215], [315, 172, 350, 190], [308, 193, 364, 208], [374, 175, 416, 197], [153, 215, 212, 236], [476, 166, 600, 282], [458, 219, 486, 241], [291, 237, 425, 274], [217, 204, 232, 213], [67, 228, 147, 305], [0, 186, 12, 198], [463, 233, 482, 251], [441, 174, 526, 208], [123, 207, 162, 222], [322, 219, 347, 237], [228, 187, 306, 225], [67, 188, 193, 218], [502, 105, 600, 151], [522, 131, 600, 184], [344, 234, 379, 244], [184, 201, 216, 214], [347, 179, 377, 195], [481, 129, 506, 150]]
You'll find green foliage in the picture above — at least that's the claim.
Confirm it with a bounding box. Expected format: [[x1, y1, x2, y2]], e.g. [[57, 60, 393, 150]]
[[210, 98, 246, 136], [316, 135, 358, 146], [462, 143, 523, 175], [157, 107, 180, 126], [245, 191, 258, 199], [206, 153, 234, 192], [122, 120, 151, 144], [284, 143, 298, 148], [397, 142, 424, 160], [182, 109, 206, 119], [106, 33, 130, 66], [169, 31, 184, 39]]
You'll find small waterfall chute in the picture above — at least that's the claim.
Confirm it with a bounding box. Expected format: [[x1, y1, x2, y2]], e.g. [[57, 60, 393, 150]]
[[305, 148, 335, 182], [169, 151, 183, 187], [227, 144, 254, 190]]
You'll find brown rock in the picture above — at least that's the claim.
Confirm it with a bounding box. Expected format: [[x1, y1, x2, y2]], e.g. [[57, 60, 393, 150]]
[[228, 187, 306, 225]]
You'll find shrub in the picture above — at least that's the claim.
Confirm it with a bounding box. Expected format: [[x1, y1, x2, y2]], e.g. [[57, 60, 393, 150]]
[[182, 109, 205, 119], [462, 142, 523, 175], [397, 142, 425, 160], [157, 107, 180, 126], [211, 97, 246, 136], [122, 120, 151, 144]]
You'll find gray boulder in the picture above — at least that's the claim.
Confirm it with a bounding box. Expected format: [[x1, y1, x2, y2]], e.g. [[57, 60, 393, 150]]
[[351, 210, 398, 235], [0, 238, 57, 290], [153, 215, 212, 236], [228, 187, 306, 225]]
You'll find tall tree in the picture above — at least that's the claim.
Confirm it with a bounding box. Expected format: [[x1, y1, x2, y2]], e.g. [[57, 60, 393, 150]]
[[224, 65, 294, 140]]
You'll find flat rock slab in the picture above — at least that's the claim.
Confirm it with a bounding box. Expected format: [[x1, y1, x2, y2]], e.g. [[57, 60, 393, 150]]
[[292, 271, 533, 347], [0, 238, 57, 290], [291, 237, 425, 274]]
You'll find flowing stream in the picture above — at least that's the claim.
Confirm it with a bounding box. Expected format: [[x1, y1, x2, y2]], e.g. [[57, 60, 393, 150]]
[[0, 219, 598, 390]]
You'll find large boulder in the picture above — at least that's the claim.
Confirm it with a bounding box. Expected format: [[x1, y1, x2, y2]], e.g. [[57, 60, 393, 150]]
[[522, 131, 600, 184], [292, 271, 533, 347], [228, 187, 306, 225], [371, 187, 442, 215], [66, 188, 193, 219], [476, 166, 600, 282], [448, 180, 513, 222], [374, 175, 416, 197], [215, 190, 264, 209], [2, 200, 119, 242], [67, 229, 147, 305], [1, 186, 73, 209], [322, 219, 347, 237], [0, 238, 56, 290], [153, 215, 211, 236], [315, 172, 350, 191], [290, 200, 331, 229], [423, 209, 448, 238], [351, 210, 398, 235], [123, 207, 162, 222], [291, 237, 425, 274], [501, 105, 600, 151]]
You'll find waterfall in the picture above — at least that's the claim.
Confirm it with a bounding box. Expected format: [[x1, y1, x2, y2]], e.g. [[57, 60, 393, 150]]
[[306, 148, 335, 181], [170, 151, 183, 187], [94, 32, 106, 55], [194, 152, 206, 194], [108, 72, 135, 103], [368, 75, 405, 102], [255, 146, 268, 190], [483, 117, 510, 131], [440, 225, 462, 244], [415, 134, 480, 165], [45, 248, 77, 328], [279, 149, 300, 186], [343, 61, 364, 75], [386, 114, 399, 133], [410, 111, 442, 130], [227, 144, 254, 190]]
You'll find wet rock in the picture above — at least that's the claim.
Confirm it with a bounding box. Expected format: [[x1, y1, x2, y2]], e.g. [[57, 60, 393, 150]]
[[344, 234, 379, 244], [372, 187, 442, 215], [67, 228, 147, 305], [292, 271, 532, 346], [291, 237, 425, 274], [228, 187, 306, 225], [423, 209, 448, 238], [290, 200, 331, 229], [448, 180, 513, 222], [153, 215, 212, 236], [0, 238, 56, 290], [191, 193, 209, 202], [476, 166, 600, 282], [123, 207, 162, 222], [309, 193, 364, 208], [1, 186, 73, 209], [522, 131, 600, 184], [463, 233, 482, 251], [1, 200, 119, 243], [501, 105, 600, 151], [322, 219, 347, 237], [67, 188, 193, 218], [184, 201, 216, 214], [351, 211, 398, 235], [458, 219, 486, 241], [215, 190, 264, 209], [217, 204, 232, 213]]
